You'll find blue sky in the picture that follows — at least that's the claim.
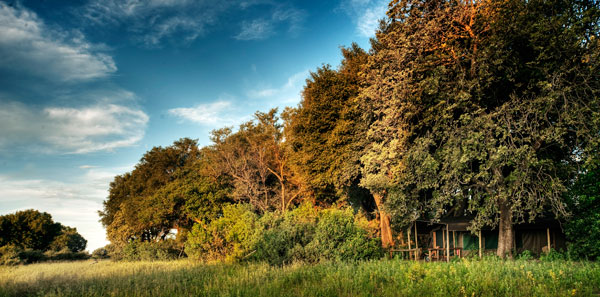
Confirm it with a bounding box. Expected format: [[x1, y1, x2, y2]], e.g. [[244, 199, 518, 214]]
[[0, 0, 388, 251]]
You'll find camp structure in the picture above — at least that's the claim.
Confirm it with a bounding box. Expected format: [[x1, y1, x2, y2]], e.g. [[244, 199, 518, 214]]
[[390, 217, 566, 261]]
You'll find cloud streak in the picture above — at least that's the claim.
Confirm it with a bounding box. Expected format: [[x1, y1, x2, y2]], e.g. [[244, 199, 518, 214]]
[[168, 100, 235, 125], [339, 0, 388, 37], [235, 6, 306, 41], [247, 70, 309, 105], [0, 101, 149, 154], [0, 3, 116, 82]]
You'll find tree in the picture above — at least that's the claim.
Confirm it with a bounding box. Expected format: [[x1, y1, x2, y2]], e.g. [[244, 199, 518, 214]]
[[362, 0, 600, 257], [565, 167, 600, 260], [100, 138, 227, 244], [208, 109, 305, 213], [284, 44, 390, 246], [50, 226, 87, 252], [0, 209, 86, 252], [285, 44, 369, 203]]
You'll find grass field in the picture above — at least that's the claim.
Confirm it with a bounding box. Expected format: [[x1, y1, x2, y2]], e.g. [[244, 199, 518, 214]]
[[0, 258, 599, 297]]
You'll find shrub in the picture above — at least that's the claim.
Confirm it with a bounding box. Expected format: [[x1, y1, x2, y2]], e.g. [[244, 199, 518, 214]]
[[565, 168, 600, 260], [117, 240, 180, 261], [303, 207, 382, 262], [18, 249, 47, 264], [186, 202, 383, 265], [44, 248, 90, 261], [517, 250, 534, 261], [92, 247, 110, 259], [186, 204, 260, 262], [0, 245, 22, 266], [540, 249, 565, 262]]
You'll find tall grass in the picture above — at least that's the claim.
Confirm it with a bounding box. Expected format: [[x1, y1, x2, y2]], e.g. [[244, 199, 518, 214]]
[[0, 258, 598, 297]]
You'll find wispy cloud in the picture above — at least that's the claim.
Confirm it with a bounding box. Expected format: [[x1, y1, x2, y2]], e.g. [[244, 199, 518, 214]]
[[339, 0, 388, 37], [235, 6, 306, 41], [247, 70, 309, 105], [0, 3, 116, 82], [0, 165, 133, 251], [235, 19, 275, 41], [0, 101, 149, 154], [82, 0, 225, 47], [168, 100, 236, 125]]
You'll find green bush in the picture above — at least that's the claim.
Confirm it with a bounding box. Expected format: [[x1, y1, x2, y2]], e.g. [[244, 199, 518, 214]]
[[91, 247, 110, 259], [18, 249, 47, 264], [185, 203, 260, 262], [44, 248, 90, 261], [117, 240, 180, 261], [186, 202, 382, 265], [565, 168, 600, 260], [303, 207, 382, 262], [252, 203, 318, 265], [0, 245, 22, 266]]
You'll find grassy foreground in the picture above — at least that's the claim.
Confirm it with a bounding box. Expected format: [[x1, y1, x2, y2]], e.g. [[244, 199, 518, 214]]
[[0, 258, 599, 297]]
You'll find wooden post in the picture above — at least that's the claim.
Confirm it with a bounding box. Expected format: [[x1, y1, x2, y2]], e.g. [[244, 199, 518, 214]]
[[446, 225, 450, 262], [453, 231, 456, 248], [478, 230, 482, 259], [414, 222, 418, 260], [546, 228, 551, 253], [433, 231, 437, 247], [407, 227, 411, 252]]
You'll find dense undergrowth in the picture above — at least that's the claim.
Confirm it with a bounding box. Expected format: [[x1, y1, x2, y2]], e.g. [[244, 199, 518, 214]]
[[0, 258, 598, 297]]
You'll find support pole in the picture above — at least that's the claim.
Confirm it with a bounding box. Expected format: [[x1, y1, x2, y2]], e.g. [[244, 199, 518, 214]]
[[453, 231, 456, 248], [406, 228, 410, 250], [414, 222, 418, 260], [547, 228, 551, 253], [478, 230, 482, 259], [446, 224, 450, 262]]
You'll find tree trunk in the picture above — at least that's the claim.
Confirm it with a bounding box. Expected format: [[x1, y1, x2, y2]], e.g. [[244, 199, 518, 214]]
[[373, 193, 395, 248], [496, 199, 514, 258]]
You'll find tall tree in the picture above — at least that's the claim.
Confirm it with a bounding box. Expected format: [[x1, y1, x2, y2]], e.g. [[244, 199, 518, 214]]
[[284, 45, 390, 245], [208, 109, 305, 213], [100, 138, 226, 243], [362, 0, 600, 256]]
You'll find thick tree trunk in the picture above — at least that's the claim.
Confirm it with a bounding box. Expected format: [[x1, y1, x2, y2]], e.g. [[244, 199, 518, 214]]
[[373, 193, 395, 248], [496, 199, 514, 258]]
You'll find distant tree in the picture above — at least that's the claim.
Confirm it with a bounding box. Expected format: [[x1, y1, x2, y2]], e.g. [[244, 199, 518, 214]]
[[0, 209, 86, 252], [208, 109, 305, 213], [0, 209, 61, 250], [362, 0, 600, 257], [50, 226, 87, 252]]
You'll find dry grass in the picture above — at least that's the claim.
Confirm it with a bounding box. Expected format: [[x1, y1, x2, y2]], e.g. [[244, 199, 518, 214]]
[[0, 258, 598, 297]]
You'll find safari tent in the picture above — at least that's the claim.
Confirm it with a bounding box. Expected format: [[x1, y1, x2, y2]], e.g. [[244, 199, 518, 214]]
[[391, 217, 566, 261]]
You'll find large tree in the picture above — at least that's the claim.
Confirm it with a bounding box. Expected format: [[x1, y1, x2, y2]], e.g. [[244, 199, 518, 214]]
[[362, 0, 600, 257], [100, 138, 231, 244], [208, 109, 305, 213], [284, 44, 391, 245]]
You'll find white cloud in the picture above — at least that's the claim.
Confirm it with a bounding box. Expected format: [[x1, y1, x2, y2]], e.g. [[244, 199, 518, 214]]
[[0, 166, 132, 251], [168, 100, 233, 125], [0, 101, 149, 154], [247, 70, 309, 105], [83, 0, 225, 47], [339, 0, 388, 37], [235, 19, 274, 41], [234, 7, 306, 41], [0, 3, 116, 81]]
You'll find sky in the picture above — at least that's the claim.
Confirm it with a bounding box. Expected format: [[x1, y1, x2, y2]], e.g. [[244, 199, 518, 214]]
[[0, 0, 388, 251]]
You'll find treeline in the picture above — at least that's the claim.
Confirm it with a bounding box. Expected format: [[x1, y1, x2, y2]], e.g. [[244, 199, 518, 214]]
[[101, 0, 600, 262], [0, 210, 88, 265]]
